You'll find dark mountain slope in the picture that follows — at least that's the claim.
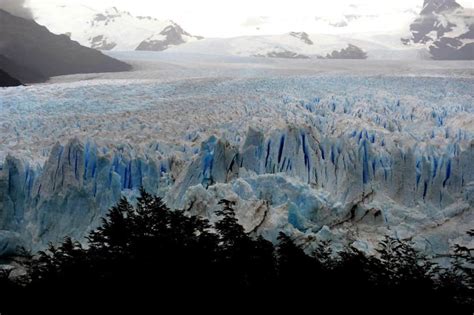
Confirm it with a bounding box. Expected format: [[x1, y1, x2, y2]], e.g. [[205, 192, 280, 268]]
[[0, 68, 21, 87], [0, 54, 46, 83], [0, 9, 131, 83]]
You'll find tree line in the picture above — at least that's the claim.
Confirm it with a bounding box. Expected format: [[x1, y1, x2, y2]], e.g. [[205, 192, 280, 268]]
[[0, 189, 472, 314]]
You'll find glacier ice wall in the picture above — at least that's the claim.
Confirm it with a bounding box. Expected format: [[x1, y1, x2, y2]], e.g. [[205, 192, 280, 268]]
[[0, 74, 473, 254], [0, 138, 179, 250]]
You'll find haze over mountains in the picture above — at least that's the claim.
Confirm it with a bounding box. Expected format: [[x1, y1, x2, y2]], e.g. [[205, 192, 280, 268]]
[[30, 5, 202, 52], [27, 0, 473, 60], [170, 0, 473, 60]]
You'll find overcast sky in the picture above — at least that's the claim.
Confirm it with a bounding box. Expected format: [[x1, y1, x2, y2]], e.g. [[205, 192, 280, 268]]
[[26, 0, 474, 37]]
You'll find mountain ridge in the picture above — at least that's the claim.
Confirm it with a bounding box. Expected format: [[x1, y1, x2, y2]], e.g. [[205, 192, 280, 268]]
[[31, 5, 202, 52], [402, 0, 474, 60], [27, 2, 473, 60], [0, 9, 131, 82]]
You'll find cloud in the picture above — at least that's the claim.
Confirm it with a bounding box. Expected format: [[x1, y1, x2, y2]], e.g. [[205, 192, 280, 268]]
[[0, 0, 33, 19], [241, 16, 269, 28]]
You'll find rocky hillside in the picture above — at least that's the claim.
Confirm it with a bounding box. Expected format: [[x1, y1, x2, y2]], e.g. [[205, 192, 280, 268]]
[[0, 9, 131, 83], [0, 69, 21, 87], [402, 0, 474, 60]]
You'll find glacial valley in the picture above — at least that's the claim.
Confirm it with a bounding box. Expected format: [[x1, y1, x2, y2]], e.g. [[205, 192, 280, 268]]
[[1, 52, 473, 256]]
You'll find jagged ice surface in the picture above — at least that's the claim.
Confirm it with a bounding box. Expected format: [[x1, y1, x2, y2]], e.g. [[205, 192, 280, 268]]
[[0, 55, 473, 256]]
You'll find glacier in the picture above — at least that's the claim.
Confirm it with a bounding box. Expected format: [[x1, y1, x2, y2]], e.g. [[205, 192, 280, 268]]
[[0, 54, 473, 256]]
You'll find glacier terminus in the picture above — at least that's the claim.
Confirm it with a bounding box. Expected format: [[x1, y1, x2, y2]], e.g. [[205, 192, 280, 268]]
[[0, 53, 473, 257]]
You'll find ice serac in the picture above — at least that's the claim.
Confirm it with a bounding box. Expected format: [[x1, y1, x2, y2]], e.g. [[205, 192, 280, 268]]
[[177, 126, 473, 208], [0, 139, 176, 251], [171, 123, 473, 251], [168, 136, 240, 205], [0, 74, 473, 256]]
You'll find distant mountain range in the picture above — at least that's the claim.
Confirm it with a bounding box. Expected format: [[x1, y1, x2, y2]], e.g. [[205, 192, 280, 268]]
[[171, 0, 472, 61], [165, 32, 425, 60], [0, 0, 470, 84], [31, 5, 202, 51], [402, 0, 474, 60], [30, 1, 472, 60]]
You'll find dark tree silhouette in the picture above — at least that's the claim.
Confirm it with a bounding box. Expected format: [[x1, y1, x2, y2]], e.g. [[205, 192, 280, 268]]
[[214, 199, 277, 295], [0, 191, 471, 314]]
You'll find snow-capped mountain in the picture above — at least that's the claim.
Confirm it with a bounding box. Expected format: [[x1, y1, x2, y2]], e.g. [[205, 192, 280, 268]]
[[28, 1, 471, 60], [403, 0, 474, 60], [167, 32, 426, 60], [30, 4, 202, 51]]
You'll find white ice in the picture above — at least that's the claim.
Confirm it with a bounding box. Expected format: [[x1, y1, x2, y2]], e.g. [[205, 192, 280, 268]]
[[0, 52, 473, 256]]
